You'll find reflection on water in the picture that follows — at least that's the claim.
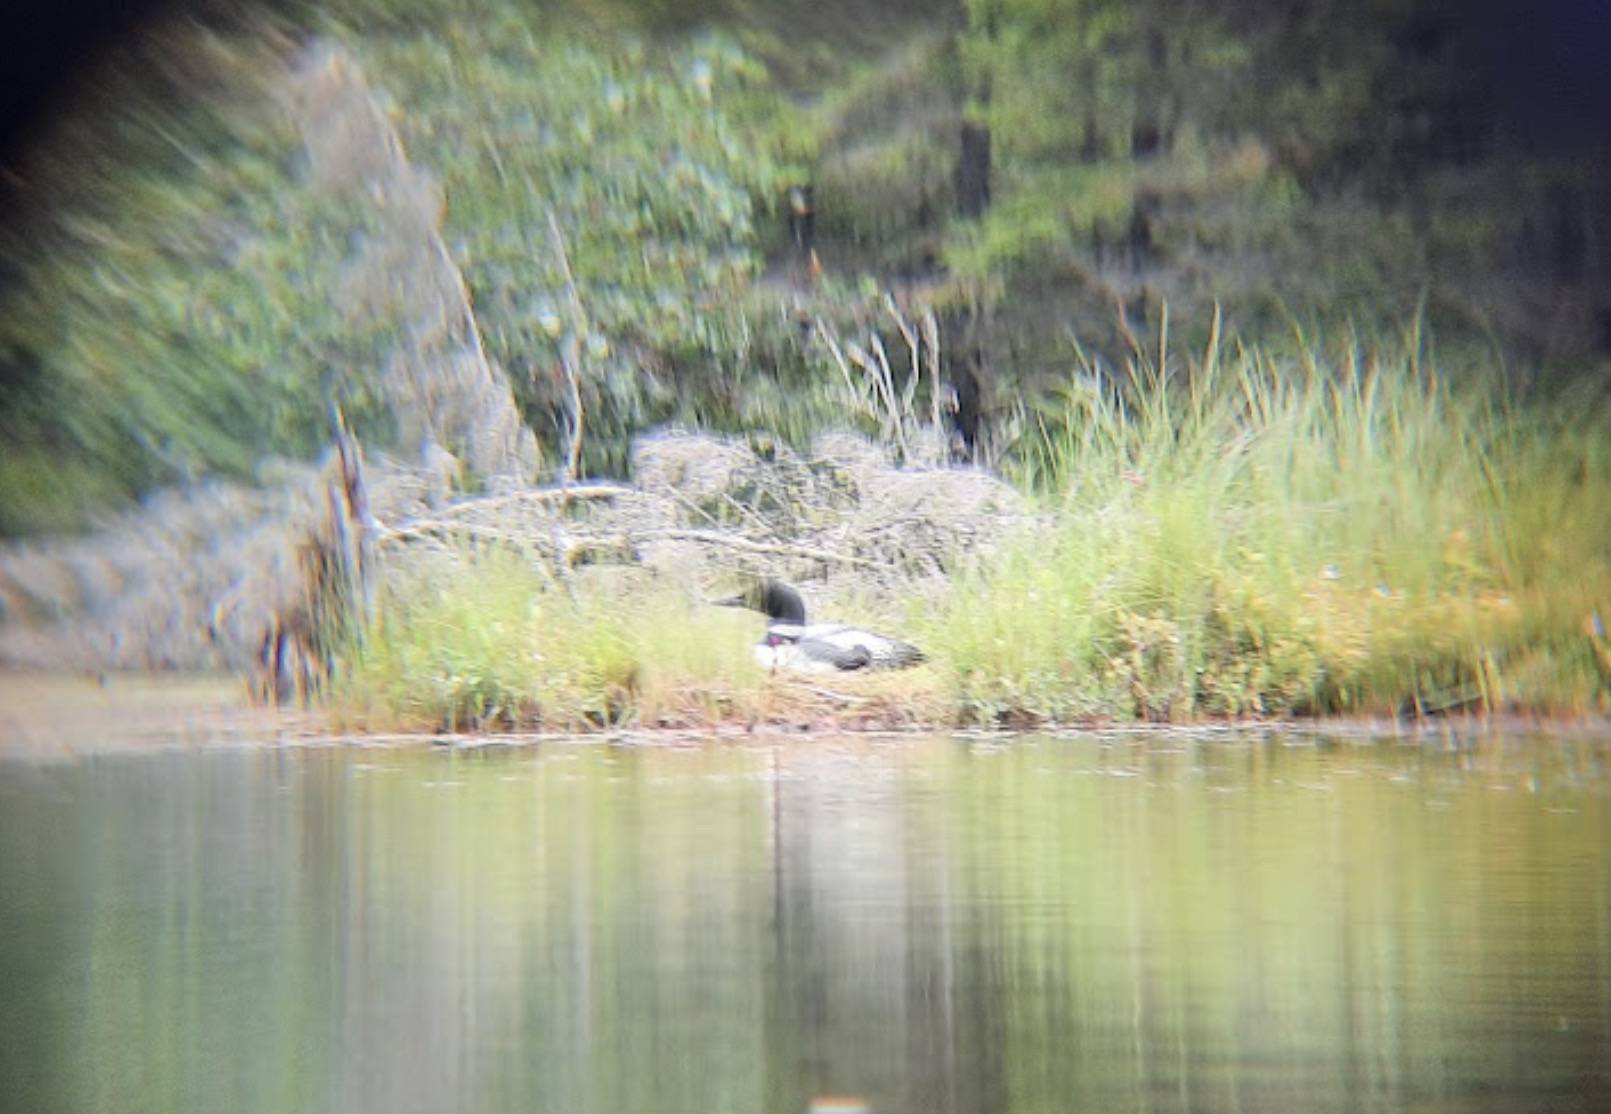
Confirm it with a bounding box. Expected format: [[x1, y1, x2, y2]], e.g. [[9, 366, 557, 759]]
[[2, 733, 1609, 1113]]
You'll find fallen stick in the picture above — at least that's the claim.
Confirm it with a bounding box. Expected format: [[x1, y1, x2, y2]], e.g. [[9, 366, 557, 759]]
[[427, 484, 634, 517], [642, 529, 880, 569], [377, 518, 878, 571]]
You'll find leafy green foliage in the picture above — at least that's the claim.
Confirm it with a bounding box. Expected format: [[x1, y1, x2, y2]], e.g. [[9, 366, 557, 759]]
[[0, 3, 832, 530], [4, 0, 1601, 536], [0, 37, 398, 534], [353, 15, 810, 476]]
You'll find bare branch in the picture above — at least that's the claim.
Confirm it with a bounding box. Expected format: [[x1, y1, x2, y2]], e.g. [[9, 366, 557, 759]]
[[377, 521, 540, 547], [546, 208, 587, 485], [818, 321, 864, 401], [421, 483, 633, 518], [884, 292, 920, 418], [642, 529, 882, 569], [922, 309, 943, 436]]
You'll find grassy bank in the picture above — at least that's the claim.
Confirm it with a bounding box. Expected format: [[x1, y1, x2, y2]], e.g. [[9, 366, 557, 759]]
[[332, 552, 951, 732], [335, 324, 1611, 731], [933, 317, 1611, 721]]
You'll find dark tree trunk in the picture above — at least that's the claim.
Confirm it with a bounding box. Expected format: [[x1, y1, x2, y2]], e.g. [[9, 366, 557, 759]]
[[957, 121, 992, 219], [1131, 28, 1170, 157], [948, 360, 982, 463], [939, 307, 986, 463], [1128, 188, 1161, 267], [786, 184, 815, 258]]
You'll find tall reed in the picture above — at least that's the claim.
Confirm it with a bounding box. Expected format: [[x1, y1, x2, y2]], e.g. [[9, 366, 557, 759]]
[[927, 313, 1611, 720]]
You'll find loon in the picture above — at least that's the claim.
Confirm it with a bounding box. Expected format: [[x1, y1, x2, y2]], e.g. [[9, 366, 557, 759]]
[[715, 580, 925, 674]]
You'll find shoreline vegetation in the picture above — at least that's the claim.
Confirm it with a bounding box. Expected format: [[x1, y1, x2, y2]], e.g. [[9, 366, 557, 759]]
[[1, 2, 1609, 735], [331, 322, 1611, 734], [3, 671, 1607, 760]]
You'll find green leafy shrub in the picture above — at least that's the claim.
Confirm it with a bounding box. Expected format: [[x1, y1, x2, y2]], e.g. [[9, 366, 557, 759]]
[[354, 16, 810, 476], [0, 33, 398, 534], [0, 4, 824, 531]]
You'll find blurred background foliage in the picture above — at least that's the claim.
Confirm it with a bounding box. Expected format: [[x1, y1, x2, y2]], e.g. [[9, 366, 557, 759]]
[[352, 12, 814, 477], [0, 0, 1607, 533]]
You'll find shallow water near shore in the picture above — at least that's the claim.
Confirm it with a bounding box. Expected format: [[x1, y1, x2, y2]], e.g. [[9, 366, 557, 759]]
[[2, 728, 1609, 1113]]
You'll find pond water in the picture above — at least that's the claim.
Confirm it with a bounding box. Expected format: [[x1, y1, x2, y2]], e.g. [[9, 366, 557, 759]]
[[2, 731, 1608, 1113]]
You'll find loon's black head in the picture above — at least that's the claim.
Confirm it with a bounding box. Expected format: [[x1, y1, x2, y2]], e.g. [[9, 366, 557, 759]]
[[713, 579, 808, 624]]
